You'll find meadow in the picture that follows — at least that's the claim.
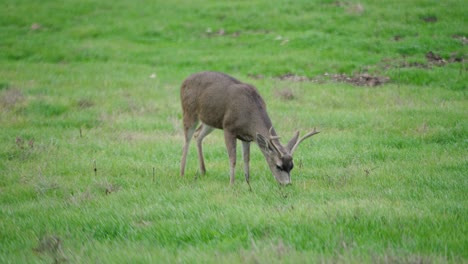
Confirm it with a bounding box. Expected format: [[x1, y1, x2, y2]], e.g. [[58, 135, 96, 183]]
[[0, 0, 466, 263]]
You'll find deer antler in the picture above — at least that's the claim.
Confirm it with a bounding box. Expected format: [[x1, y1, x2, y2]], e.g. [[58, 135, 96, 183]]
[[290, 128, 320, 155], [268, 127, 284, 156]]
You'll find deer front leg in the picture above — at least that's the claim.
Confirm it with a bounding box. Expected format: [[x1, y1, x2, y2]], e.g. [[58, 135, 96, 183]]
[[242, 141, 252, 191], [224, 131, 237, 185]]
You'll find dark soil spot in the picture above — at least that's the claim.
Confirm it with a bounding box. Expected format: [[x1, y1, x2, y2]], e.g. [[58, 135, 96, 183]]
[[419, 51, 463, 66], [425, 51, 446, 66], [448, 53, 464, 63], [16, 136, 35, 150], [421, 15, 437, 23], [77, 98, 94, 109], [393, 35, 402, 41]]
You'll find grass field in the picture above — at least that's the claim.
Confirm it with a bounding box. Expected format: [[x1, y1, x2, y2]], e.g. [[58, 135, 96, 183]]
[[1, 0, 467, 263]]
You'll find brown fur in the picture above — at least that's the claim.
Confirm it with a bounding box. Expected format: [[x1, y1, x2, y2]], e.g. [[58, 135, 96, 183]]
[[180, 72, 319, 186]]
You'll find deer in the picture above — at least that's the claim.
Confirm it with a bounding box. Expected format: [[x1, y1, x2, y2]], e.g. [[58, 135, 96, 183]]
[[180, 71, 319, 187]]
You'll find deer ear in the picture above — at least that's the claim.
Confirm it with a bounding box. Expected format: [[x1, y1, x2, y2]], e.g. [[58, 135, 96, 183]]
[[256, 133, 271, 153], [286, 131, 300, 153]]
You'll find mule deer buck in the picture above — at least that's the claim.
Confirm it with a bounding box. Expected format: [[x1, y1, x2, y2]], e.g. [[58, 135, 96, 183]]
[[180, 72, 319, 186]]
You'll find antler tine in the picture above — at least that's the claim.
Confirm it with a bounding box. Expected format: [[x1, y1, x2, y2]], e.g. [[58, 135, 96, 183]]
[[290, 127, 320, 155], [269, 127, 281, 140], [268, 127, 284, 156]]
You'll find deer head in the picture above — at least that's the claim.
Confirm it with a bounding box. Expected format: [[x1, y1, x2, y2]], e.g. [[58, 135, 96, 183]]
[[256, 128, 320, 185]]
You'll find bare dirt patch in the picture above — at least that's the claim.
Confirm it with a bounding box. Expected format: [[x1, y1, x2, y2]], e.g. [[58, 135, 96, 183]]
[[381, 51, 465, 70], [275, 88, 295, 101], [331, 1, 365, 15], [425, 51, 446, 66], [452, 35, 468, 46], [253, 49, 463, 88], [31, 23, 42, 31], [328, 73, 390, 87], [275, 73, 312, 82], [273, 73, 390, 87], [0, 87, 25, 109], [33, 234, 67, 264], [248, 73, 265, 80], [205, 27, 241, 38]]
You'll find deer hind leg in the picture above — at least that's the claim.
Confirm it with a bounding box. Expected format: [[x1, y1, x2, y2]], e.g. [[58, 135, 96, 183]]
[[224, 131, 237, 185], [180, 116, 198, 177], [195, 123, 214, 175]]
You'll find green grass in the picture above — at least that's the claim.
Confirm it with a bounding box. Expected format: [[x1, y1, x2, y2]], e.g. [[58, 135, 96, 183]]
[[1, 0, 467, 263]]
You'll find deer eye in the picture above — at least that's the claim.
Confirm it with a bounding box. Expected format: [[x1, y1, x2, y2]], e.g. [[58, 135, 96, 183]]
[[275, 164, 283, 171]]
